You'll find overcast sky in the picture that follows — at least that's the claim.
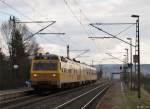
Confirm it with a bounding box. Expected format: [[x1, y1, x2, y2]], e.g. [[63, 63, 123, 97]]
[[0, 0, 150, 64]]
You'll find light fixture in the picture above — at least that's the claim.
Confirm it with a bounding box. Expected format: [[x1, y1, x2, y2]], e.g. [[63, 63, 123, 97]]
[[33, 74, 37, 77]]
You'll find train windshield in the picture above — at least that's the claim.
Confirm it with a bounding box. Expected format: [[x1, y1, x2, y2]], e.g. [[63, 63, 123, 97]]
[[33, 62, 58, 71]]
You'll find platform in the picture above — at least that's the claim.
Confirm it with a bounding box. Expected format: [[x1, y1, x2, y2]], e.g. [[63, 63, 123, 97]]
[[96, 80, 128, 109], [0, 87, 33, 101]]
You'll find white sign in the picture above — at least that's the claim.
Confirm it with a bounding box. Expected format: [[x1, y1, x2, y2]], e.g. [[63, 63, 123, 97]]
[[14, 65, 19, 69]]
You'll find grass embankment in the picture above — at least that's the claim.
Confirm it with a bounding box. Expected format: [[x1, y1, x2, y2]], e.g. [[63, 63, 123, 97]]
[[125, 88, 150, 109], [142, 77, 150, 93], [143, 85, 150, 94]]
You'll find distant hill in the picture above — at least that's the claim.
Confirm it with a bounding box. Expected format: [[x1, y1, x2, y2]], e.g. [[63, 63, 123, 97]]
[[94, 64, 150, 77], [140, 64, 150, 75]]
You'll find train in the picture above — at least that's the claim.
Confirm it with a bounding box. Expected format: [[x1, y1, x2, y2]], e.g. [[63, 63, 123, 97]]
[[30, 53, 97, 90]]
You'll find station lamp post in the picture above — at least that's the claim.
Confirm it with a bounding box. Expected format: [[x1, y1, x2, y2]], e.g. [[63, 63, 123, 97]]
[[131, 15, 141, 99], [125, 48, 129, 63], [127, 38, 133, 89], [89, 15, 140, 98], [123, 55, 126, 64]]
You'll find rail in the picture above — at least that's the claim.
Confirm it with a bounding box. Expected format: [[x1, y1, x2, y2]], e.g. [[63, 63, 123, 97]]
[[53, 83, 110, 109]]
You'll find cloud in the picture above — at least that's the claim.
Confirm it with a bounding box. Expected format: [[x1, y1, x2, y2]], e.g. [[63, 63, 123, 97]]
[[0, 0, 150, 64], [39, 43, 66, 56]]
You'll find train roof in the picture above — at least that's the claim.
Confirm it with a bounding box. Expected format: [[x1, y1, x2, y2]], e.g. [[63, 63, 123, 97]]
[[34, 53, 60, 60], [33, 53, 96, 69], [60, 56, 96, 69]]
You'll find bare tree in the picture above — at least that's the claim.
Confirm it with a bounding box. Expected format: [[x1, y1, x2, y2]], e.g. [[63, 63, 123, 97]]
[[0, 48, 5, 72], [1, 16, 40, 88], [25, 40, 41, 57]]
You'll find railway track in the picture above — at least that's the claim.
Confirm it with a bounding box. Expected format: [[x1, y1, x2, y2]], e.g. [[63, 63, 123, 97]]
[[53, 83, 110, 109], [1, 80, 110, 109], [0, 90, 45, 108]]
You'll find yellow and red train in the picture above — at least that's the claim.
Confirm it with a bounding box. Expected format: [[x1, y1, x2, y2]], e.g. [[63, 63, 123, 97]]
[[30, 54, 97, 90]]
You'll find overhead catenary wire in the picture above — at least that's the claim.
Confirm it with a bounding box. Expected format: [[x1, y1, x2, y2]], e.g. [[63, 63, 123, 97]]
[[73, 0, 91, 23], [63, 0, 102, 59], [38, 36, 66, 49], [63, 0, 93, 58], [0, 0, 32, 20], [105, 53, 126, 63], [89, 22, 136, 55], [89, 18, 136, 58], [89, 24, 135, 51], [72, 0, 124, 58], [23, 0, 93, 58], [0, 0, 66, 44], [0, 10, 13, 16], [24, 21, 56, 41], [20, 0, 79, 48], [0, 0, 131, 63], [0, 6, 56, 54], [0, 0, 90, 60], [90, 24, 136, 47], [0, 0, 70, 55], [92, 23, 136, 25], [63, 0, 92, 38], [22, 0, 69, 46], [72, 0, 99, 49], [74, 49, 90, 59], [115, 24, 135, 36], [0, 3, 66, 54]]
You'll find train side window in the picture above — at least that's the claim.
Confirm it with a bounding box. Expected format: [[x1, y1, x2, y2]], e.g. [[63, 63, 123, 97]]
[[64, 68, 66, 73]]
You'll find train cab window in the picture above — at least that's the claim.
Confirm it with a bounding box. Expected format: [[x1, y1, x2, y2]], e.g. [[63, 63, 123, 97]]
[[33, 62, 58, 71]]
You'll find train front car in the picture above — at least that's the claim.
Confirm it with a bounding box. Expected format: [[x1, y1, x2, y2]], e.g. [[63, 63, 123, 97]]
[[30, 54, 61, 90]]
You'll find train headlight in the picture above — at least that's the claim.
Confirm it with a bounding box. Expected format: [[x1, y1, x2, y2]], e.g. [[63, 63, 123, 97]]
[[52, 74, 56, 77], [33, 74, 37, 77]]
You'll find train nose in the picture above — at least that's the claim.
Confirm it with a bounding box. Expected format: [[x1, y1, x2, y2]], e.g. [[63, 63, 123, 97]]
[[33, 74, 37, 77]]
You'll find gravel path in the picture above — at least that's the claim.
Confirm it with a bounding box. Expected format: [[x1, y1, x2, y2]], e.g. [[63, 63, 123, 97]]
[[97, 80, 127, 109]]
